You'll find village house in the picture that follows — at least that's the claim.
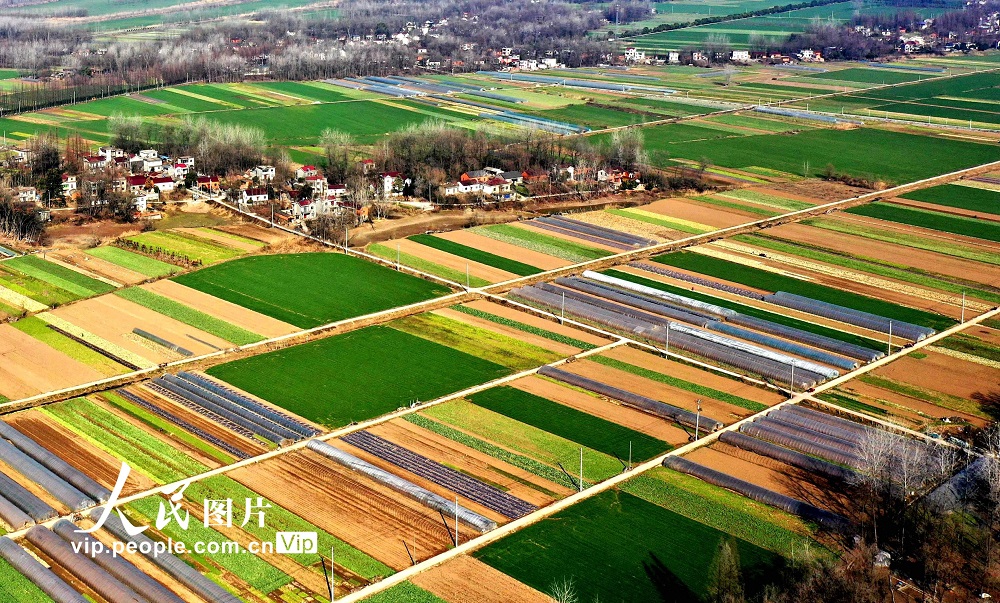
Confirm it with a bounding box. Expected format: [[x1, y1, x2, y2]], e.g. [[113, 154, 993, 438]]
[[61, 174, 78, 196], [242, 187, 269, 204], [151, 176, 175, 193], [296, 165, 319, 179], [249, 165, 276, 182], [196, 175, 221, 193], [16, 187, 38, 204]]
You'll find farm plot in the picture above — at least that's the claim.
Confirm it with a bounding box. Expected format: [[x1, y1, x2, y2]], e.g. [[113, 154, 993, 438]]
[[898, 183, 1000, 215], [0, 324, 105, 401], [846, 201, 1000, 243], [48, 293, 237, 365], [454, 298, 610, 350], [173, 252, 450, 329], [390, 312, 562, 371], [230, 449, 457, 569], [469, 385, 672, 461], [124, 230, 245, 265], [865, 347, 1000, 411], [206, 325, 510, 427], [11, 316, 130, 377], [409, 234, 543, 276], [0, 556, 54, 603], [640, 195, 759, 228], [803, 67, 934, 85], [472, 223, 614, 263], [434, 229, 570, 270], [412, 555, 549, 603], [654, 250, 954, 331], [85, 246, 180, 278], [635, 124, 1000, 183], [47, 248, 147, 285], [114, 286, 265, 345], [2, 255, 115, 298], [760, 221, 1000, 291], [43, 397, 213, 482], [475, 488, 784, 602], [380, 238, 514, 285]]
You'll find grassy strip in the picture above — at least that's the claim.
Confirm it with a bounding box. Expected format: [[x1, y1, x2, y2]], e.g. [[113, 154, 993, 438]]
[[936, 333, 1000, 363], [86, 246, 179, 277], [737, 234, 1000, 304], [128, 496, 292, 594], [0, 557, 55, 603], [469, 386, 670, 461], [409, 234, 542, 276], [590, 354, 767, 412], [362, 583, 445, 603], [422, 399, 623, 484], [900, 183, 1000, 215], [115, 287, 264, 345], [390, 313, 561, 372], [690, 194, 781, 217], [11, 316, 129, 377], [605, 269, 883, 350], [816, 391, 889, 417], [451, 304, 597, 350], [126, 230, 243, 264], [368, 243, 489, 287], [476, 224, 612, 263], [805, 217, 1000, 266], [654, 251, 954, 331], [846, 202, 1000, 243], [102, 391, 234, 465], [857, 374, 987, 418], [44, 397, 208, 483], [982, 318, 1000, 330], [404, 413, 577, 489], [607, 208, 710, 234], [207, 325, 510, 428], [4, 255, 115, 297], [623, 467, 821, 554], [187, 476, 393, 580]]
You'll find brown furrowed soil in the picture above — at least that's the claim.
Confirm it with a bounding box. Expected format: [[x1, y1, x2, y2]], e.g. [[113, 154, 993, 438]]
[[413, 555, 551, 603], [873, 349, 1000, 402], [230, 450, 456, 569], [47, 249, 147, 285], [0, 324, 104, 399], [7, 410, 155, 496], [643, 197, 753, 228], [392, 238, 517, 283]]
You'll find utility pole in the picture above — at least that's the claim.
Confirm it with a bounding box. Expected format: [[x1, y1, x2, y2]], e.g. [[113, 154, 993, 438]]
[[789, 362, 795, 395], [664, 323, 669, 357], [579, 447, 584, 492], [694, 399, 702, 441], [961, 291, 966, 323], [454, 496, 460, 547]]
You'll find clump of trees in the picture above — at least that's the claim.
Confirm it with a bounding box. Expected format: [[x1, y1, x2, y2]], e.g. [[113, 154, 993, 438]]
[[109, 113, 266, 175], [0, 193, 44, 242]]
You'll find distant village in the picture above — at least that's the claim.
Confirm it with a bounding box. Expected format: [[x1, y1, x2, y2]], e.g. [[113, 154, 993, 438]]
[[5, 144, 645, 233]]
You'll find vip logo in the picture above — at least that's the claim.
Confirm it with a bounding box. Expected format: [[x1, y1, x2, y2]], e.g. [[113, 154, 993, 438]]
[[275, 532, 317, 554]]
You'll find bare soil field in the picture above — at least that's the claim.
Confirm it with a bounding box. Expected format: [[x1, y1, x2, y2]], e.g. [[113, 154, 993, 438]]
[[831, 380, 986, 427], [142, 280, 299, 339], [0, 324, 104, 400], [413, 555, 551, 603], [47, 249, 148, 285], [43, 219, 141, 248], [559, 358, 756, 424], [767, 222, 1000, 286], [433, 307, 580, 357], [769, 179, 867, 202], [132, 385, 266, 459], [873, 349, 1000, 402], [7, 411, 155, 496], [51, 295, 234, 364], [350, 210, 521, 247], [393, 238, 518, 283], [369, 419, 569, 506], [686, 444, 851, 515], [643, 197, 753, 228], [435, 229, 569, 270], [231, 450, 455, 569], [510, 375, 689, 445], [461, 299, 611, 347], [604, 345, 786, 406]]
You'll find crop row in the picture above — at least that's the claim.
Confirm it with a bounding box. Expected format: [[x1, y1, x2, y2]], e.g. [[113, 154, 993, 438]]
[[409, 234, 542, 276], [368, 244, 489, 287], [474, 224, 611, 263], [451, 304, 598, 350]]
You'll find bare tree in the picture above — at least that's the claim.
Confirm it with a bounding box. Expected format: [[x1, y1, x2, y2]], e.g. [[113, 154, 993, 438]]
[[547, 577, 579, 603]]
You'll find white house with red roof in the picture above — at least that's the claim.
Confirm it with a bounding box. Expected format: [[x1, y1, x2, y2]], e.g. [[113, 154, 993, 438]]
[[296, 165, 319, 179]]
